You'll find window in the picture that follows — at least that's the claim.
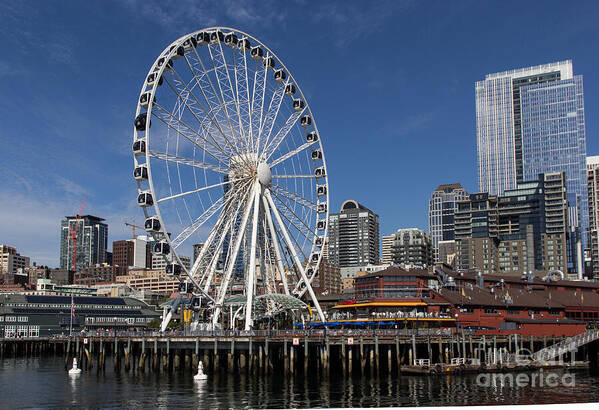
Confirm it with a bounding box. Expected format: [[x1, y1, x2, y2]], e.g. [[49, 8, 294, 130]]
[[484, 308, 498, 314]]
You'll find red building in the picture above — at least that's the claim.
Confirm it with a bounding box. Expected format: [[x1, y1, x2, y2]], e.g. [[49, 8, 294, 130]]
[[325, 265, 598, 337]]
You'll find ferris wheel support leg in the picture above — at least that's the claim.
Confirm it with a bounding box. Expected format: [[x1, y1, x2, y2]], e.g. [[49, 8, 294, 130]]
[[262, 195, 290, 296], [244, 188, 262, 330], [265, 190, 325, 322], [161, 294, 183, 333], [212, 182, 257, 328]]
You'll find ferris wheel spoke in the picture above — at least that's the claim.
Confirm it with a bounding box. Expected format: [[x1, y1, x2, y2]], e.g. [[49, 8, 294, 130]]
[[216, 41, 249, 154], [166, 66, 245, 160], [238, 43, 253, 153], [186, 50, 249, 157], [244, 187, 261, 330], [262, 195, 290, 295], [271, 184, 317, 211], [170, 196, 225, 249], [148, 151, 228, 174], [230, 46, 252, 156], [193, 179, 253, 288], [258, 80, 287, 156], [262, 107, 305, 160], [269, 142, 315, 167], [264, 190, 325, 321], [213, 182, 259, 326], [157, 178, 241, 204], [251, 63, 268, 153], [207, 43, 245, 156], [152, 103, 230, 167], [270, 189, 316, 242], [272, 174, 315, 179]]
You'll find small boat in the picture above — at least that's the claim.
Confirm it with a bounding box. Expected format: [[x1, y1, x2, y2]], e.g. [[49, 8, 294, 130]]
[[68, 358, 82, 375], [194, 361, 207, 381]]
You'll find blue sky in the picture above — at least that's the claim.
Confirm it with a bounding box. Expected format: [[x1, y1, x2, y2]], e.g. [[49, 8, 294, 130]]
[[1, 0, 598, 267]]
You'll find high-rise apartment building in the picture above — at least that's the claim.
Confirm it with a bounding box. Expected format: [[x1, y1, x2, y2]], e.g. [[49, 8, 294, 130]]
[[328, 200, 380, 267], [428, 183, 468, 262], [381, 234, 394, 265], [587, 156, 599, 279], [476, 60, 588, 271], [390, 228, 433, 267], [455, 172, 568, 276], [60, 215, 108, 271], [0, 245, 30, 274]]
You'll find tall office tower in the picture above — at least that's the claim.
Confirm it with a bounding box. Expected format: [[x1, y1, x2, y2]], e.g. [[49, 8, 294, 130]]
[[328, 200, 380, 267], [60, 215, 108, 271], [428, 183, 468, 262], [587, 156, 599, 279], [390, 228, 433, 267], [381, 234, 394, 265], [476, 60, 588, 271], [455, 172, 568, 276]]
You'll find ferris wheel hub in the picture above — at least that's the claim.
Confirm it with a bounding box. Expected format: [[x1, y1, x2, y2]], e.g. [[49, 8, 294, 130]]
[[257, 162, 272, 187]]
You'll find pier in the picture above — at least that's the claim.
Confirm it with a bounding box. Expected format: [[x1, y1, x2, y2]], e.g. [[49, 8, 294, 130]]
[[2, 329, 598, 376]]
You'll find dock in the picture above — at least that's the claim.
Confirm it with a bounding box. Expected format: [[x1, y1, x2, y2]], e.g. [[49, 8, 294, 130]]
[[2, 329, 599, 376]]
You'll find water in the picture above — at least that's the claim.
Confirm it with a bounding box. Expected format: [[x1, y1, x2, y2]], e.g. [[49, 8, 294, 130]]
[[1, 356, 599, 408]]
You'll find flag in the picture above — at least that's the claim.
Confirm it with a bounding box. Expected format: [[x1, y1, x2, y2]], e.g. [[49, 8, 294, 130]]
[[307, 305, 313, 316], [461, 287, 466, 297]]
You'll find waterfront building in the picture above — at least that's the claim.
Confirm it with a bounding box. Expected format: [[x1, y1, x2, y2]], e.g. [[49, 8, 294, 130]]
[[381, 234, 394, 265], [50, 269, 74, 285], [311, 258, 341, 296], [116, 268, 180, 295], [0, 245, 30, 274], [390, 228, 433, 268], [455, 172, 568, 276], [25, 266, 50, 287], [428, 183, 468, 262], [151, 254, 190, 271], [438, 240, 457, 268], [588, 156, 599, 279], [75, 264, 118, 286], [112, 237, 152, 275], [59, 215, 108, 271], [476, 60, 588, 270], [329, 265, 599, 336], [328, 200, 380, 267], [0, 293, 160, 338]]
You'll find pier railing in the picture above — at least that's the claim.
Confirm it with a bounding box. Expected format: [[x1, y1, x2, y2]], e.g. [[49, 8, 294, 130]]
[[49, 328, 456, 339]]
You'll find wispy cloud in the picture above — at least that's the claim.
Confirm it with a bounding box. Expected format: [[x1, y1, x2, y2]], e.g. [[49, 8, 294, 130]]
[[0, 2, 77, 66], [117, 0, 289, 33], [308, 0, 415, 47]]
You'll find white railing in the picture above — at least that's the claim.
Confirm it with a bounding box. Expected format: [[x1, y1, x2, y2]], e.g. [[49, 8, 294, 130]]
[[533, 329, 599, 362]]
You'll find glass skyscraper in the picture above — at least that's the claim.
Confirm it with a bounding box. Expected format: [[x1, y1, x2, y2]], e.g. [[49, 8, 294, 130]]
[[476, 60, 588, 272]]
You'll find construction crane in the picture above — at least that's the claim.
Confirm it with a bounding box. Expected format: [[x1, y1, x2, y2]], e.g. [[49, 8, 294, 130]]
[[67, 196, 87, 272], [125, 220, 146, 240]]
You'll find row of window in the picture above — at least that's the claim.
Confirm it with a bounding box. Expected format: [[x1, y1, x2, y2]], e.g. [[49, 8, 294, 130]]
[[2, 325, 39, 338], [0, 316, 28, 323]]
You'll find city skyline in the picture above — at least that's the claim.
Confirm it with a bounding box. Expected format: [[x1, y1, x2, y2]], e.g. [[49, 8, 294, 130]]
[[2, 1, 599, 267]]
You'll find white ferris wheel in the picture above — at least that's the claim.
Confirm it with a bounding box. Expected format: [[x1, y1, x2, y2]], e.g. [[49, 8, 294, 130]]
[[132, 27, 329, 330]]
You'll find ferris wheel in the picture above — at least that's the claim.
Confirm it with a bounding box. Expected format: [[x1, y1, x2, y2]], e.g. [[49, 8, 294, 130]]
[[132, 27, 329, 330]]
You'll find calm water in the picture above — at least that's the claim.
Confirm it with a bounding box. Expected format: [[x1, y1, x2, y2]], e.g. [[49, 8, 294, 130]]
[[1, 356, 599, 408]]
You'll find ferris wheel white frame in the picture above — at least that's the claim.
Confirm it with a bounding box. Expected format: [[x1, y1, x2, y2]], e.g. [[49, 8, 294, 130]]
[[132, 27, 330, 330]]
